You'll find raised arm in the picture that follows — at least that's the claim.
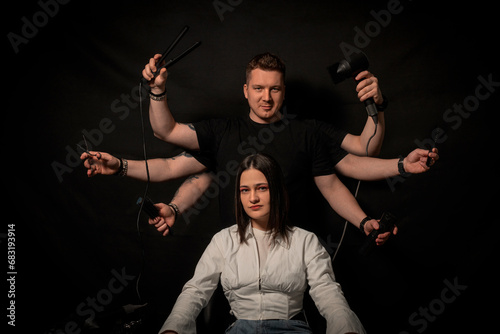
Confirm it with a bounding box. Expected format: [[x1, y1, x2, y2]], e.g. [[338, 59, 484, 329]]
[[341, 114, 385, 156], [142, 54, 199, 150], [340, 70, 386, 157]]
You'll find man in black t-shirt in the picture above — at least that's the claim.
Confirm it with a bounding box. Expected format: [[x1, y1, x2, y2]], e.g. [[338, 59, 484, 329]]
[[82, 53, 438, 242], [191, 114, 348, 226]]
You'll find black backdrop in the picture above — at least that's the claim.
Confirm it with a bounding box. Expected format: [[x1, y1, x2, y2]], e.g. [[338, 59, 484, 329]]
[[6, 0, 498, 333]]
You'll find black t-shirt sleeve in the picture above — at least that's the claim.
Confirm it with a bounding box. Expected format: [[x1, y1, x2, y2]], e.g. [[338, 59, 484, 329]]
[[314, 120, 349, 166], [315, 120, 348, 147], [310, 127, 338, 176], [190, 118, 229, 171]]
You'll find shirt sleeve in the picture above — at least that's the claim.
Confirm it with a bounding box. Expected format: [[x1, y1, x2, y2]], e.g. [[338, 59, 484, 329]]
[[315, 120, 349, 166], [315, 120, 348, 148], [303, 232, 366, 334], [310, 124, 338, 177], [190, 118, 230, 171], [158, 233, 225, 334]]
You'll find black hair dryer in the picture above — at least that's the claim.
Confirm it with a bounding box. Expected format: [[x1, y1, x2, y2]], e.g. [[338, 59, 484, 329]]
[[328, 52, 378, 123]]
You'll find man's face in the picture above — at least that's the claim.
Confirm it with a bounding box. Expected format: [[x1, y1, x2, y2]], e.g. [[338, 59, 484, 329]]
[[243, 68, 285, 124]]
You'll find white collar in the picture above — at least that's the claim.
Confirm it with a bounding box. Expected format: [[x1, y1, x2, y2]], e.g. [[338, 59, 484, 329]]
[[243, 223, 291, 249]]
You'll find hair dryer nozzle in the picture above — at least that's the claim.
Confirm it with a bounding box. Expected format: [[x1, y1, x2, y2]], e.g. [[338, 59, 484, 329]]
[[328, 52, 370, 84]]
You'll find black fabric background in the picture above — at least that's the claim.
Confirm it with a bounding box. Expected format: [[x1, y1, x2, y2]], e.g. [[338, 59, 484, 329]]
[[5, 0, 498, 333]]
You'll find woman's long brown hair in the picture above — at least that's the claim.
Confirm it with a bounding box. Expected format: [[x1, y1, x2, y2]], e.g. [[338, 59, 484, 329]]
[[234, 153, 291, 244]]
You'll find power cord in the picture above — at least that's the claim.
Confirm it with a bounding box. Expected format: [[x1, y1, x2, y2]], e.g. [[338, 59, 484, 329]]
[[331, 120, 378, 264], [134, 81, 151, 303]]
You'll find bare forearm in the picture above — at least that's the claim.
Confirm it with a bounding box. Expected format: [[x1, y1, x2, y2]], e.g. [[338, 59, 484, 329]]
[[148, 94, 200, 149], [314, 175, 367, 227], [149, 95, 176, 142], [126, 159, 173, 182], [360, 113, 385, 156], [144, 59, 199, 149], [143, 55, 177, 141], [335, 154, 398, 181], [342, 114, 385, 157], [126, 152, 207, 182], [170, 172, 214, 214], [336, 148, 437, 181]]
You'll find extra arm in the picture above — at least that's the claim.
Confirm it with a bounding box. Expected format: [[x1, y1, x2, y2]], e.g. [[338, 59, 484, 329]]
[[314, 174, 372, 229], [150, 172, 214, 236], [341, 114, 385, 156], [314, 173, 395, 244], [335, 148, 439, 181], [142, 54, 199, 150], [80, 151, 207, 181], [340, 70, 386, 157]]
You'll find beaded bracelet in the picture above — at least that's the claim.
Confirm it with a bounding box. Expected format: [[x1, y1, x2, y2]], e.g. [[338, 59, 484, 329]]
[[167, 203, 180, 222], [149, 90, 166, 101]]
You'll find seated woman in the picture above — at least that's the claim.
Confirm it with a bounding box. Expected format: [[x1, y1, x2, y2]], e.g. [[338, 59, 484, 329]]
[[159, 153, 365, 334]]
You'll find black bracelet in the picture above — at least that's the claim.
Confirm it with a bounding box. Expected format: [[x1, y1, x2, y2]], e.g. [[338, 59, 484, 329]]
[[149, 89, 166, 101], [376, 94, 389, 112], [359, 216, 372, 234], [398, 156, 412, 177], [113, 158, 124, 176], [149, 89, 166, 97], [167, 203, 180, 222]]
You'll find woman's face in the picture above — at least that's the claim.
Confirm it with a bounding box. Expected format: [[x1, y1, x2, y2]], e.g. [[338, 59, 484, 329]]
[[239, 168, 271, 228]]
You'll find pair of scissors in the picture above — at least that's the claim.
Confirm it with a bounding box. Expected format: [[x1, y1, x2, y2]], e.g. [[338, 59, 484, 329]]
[[77, 135, 101, 160]]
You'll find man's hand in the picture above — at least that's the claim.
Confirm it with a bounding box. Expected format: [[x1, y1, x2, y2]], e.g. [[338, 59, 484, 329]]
[[80, 151, 120, 177], [142, 54, 168, 93], [403, 148, 439, 174], [363, 219, 398, 246], [355, 70, 383, 105], [148, 202, 175, 236]]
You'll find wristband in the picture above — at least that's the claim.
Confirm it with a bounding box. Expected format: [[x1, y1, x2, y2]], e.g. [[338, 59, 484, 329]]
[[168, 203, 180, 221], [149, 90, 166, 101], [398, 156, 412, 177], [376, 94, 388, 112], [359, 216, 372, 234], [116, 158, 128, 177], [113, 158, 123, 176]]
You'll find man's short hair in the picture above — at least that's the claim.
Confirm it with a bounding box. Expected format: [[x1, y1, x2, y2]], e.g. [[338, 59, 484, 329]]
[[246, 52, 286, 82]]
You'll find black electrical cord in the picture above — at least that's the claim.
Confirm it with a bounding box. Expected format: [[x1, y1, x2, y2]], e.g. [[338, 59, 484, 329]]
[[134, 82, 150, 303], [331, 120, 378, 263]]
